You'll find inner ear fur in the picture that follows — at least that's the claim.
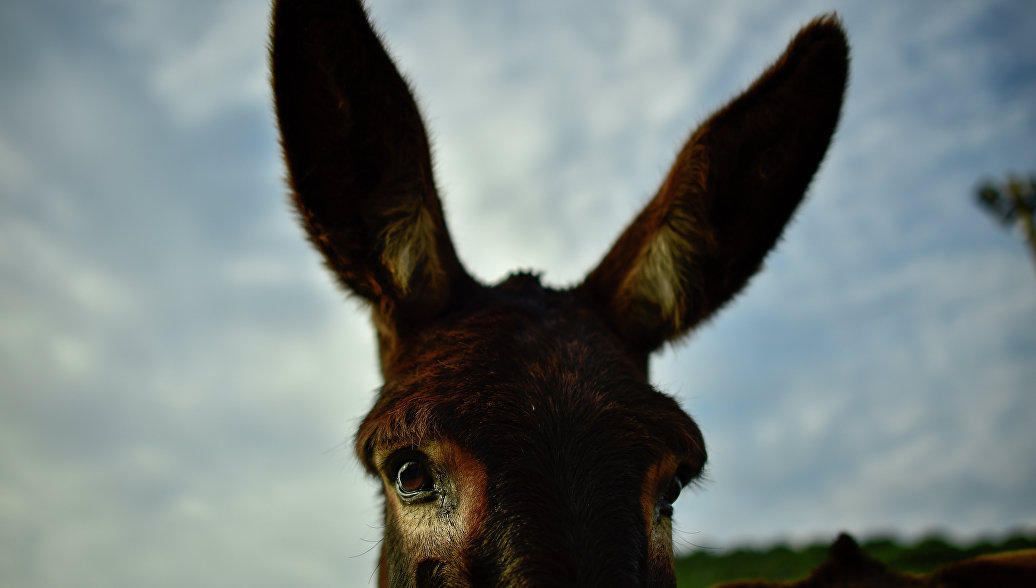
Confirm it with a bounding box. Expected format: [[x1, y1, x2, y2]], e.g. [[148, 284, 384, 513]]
[[582, 15, 849, 352], [270, 0, 475, 350]]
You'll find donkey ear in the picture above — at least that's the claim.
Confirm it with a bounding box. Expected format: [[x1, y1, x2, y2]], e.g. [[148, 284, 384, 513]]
[[582, 16, 849, 353], [271, 0, 474, 345]]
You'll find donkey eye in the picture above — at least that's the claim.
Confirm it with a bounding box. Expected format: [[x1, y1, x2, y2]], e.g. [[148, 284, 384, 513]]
[[661, 475, 683, 506], [655, 475, 685, 520], [395, 460, 434, 498]]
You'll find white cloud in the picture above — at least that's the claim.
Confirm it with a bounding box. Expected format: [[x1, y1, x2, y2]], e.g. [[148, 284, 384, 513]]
[[151, 4, 269, 125], [666, 245, 1036, 545], [101, 0, 270, 125]]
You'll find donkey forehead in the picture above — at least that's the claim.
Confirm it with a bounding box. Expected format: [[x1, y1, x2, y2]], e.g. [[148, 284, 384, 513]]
[[355, 279, 706, 474]]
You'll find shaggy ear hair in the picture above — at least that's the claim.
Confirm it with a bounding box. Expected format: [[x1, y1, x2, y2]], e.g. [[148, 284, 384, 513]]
[[582, 16, 849, 353], [270, 0, 475, 361]]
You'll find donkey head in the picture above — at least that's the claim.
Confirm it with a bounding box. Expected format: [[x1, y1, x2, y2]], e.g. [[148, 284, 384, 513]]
[[271, 1, 848, 586]]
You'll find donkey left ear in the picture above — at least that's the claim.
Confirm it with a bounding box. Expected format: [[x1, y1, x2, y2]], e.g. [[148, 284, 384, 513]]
[[582, 16, 849, 353], [271, 0, 475, 359]]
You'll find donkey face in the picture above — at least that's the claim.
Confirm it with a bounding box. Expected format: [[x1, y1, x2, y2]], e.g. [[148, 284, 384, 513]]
[[353, 274, 708, 586], [270, 1, 848, 586]]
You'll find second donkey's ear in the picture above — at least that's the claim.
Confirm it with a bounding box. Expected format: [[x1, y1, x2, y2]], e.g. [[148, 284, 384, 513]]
[[582, 16, 849, 353], [270, 0, 475, 359]]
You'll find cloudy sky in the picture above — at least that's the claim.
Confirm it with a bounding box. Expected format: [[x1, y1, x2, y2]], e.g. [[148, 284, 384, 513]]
[[2, 0, 1034, 586]]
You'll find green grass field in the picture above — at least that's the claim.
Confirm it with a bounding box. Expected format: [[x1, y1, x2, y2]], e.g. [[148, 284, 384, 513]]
[[674, 531, 1036, 587]]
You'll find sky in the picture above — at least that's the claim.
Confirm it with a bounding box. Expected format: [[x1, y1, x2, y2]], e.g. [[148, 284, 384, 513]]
[[1, 0, 1035, 586]]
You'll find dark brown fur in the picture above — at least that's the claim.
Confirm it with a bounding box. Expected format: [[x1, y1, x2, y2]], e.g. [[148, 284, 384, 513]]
[[271, 1, 849, 585]]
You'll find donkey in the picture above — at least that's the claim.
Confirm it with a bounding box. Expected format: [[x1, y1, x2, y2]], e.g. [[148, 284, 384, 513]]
[[270, 1, 848, 585]]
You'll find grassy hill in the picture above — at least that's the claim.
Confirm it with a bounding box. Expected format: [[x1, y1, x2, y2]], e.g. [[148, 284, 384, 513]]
[[674, 531, 1036, 587]]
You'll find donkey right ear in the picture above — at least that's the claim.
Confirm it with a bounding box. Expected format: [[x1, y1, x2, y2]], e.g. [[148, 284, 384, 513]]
[[270, 0, 474, 351], [582, 16, 849, 353]]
